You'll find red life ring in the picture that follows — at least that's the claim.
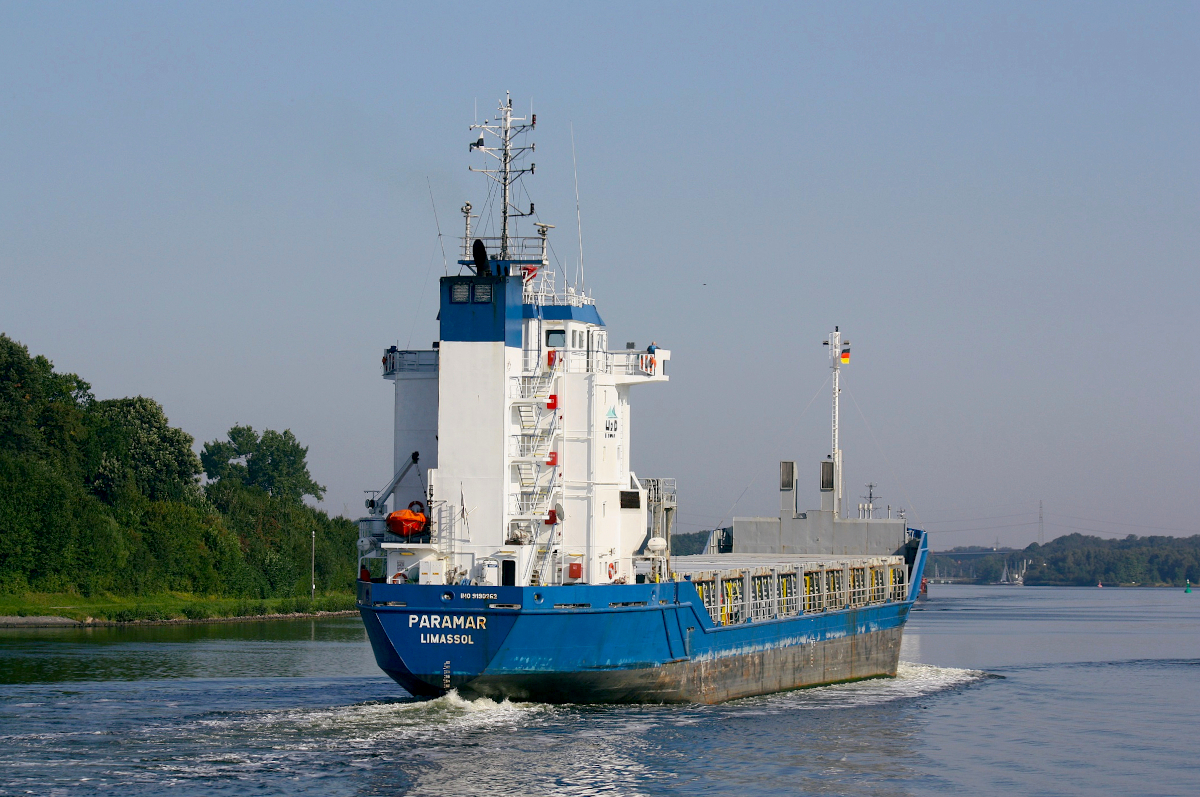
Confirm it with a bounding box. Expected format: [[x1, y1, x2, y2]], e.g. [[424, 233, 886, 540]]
[[391, 572, 406, 584], [607, 561, 618, 579], [408, 500, 424, 514]]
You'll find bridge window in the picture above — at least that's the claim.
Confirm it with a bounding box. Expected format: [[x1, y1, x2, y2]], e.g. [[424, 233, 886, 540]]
[[546, 329, 565, 348], [450, 283, 470, 303], [472, 283, 492, 303]]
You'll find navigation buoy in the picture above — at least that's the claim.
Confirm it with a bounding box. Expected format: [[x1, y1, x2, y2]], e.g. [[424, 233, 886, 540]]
[[1186, 579, 1192, 594]]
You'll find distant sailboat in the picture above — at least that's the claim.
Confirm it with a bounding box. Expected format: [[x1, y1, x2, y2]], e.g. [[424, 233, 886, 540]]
[[998, 559, 1026, 586]]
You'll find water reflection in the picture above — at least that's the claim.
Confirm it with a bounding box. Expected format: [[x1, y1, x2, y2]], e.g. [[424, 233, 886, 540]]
[[0, 617, 374, 684]]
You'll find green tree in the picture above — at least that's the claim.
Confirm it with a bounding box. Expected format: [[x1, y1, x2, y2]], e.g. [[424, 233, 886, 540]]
[[199, 424, 253, 485], [92, 397, 202, 503], [0, 333, 93, 464], [202, 425, 325, 502], [0, 334, 357, 601]]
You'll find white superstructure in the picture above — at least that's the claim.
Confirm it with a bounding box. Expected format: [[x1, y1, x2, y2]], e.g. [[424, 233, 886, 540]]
[[360, 96, 671, 588]]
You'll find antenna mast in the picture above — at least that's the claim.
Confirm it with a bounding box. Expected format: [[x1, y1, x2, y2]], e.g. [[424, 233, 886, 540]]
[[469, 92, 536, 260], [571, 122, 584, 289]]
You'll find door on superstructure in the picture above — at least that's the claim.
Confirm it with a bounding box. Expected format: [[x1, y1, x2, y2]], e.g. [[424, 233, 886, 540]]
[[501, 559, 517, 587], [587, 329, 606, 373], [524, 317, 541, 374]]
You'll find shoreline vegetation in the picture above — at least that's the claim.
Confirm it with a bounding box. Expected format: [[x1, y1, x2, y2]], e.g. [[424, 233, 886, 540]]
[[0, 591, 358, 626], [1, 334, 361, 625], [1, 610, 359, 628], [930, 533, 1200, 586]]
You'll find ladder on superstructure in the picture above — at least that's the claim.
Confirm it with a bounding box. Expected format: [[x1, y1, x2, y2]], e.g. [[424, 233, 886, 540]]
[[509, 357, 564, 570]]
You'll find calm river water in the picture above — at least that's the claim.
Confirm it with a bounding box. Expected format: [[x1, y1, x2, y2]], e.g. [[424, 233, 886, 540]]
[[1, 586, 1198, 796]]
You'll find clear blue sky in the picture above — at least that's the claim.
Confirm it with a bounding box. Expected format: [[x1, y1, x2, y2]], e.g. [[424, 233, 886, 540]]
[[2, 2, 1196, 548]]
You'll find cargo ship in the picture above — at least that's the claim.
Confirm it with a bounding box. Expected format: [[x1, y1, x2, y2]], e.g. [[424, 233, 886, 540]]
[[356, 95, 929, 703]]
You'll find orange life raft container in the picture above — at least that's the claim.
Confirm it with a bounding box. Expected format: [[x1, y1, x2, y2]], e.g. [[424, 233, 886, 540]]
[[386, 501, 427, 537]]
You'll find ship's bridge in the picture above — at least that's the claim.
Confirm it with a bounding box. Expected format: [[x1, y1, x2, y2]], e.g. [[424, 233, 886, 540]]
[[422, 252, 670, 382]]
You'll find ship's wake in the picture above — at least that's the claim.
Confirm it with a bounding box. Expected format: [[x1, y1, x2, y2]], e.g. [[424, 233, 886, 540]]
[[186, 687, 555, 748], [45, 666, 986, 795], [734, 660, 988, 713]]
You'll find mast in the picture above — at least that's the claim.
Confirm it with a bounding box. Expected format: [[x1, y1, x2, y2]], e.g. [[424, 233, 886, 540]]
[[826, 327, 849, 518], [500, 99, 511, 255], [469, 92, 537, 261]]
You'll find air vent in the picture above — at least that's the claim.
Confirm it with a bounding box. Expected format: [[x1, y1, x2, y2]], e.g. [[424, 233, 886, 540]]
[[820, 460, 835, 491]]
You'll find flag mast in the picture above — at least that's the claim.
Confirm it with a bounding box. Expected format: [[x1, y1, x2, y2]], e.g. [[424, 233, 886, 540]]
[[827, 327, 850, 518]]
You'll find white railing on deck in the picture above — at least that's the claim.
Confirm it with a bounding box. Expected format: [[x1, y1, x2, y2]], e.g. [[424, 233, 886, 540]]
[[511, 489, 557, 517], [382, 349, 438, 376], [521, 349, 612, 374], [517, 349, 664, 377], [642, 477, 677, 505], [521, 268, 597, 308], [511, 432, 555, 458], [461, 235, 545, 264], [511, 374, 557, 399], [611, 352, 659, 376]]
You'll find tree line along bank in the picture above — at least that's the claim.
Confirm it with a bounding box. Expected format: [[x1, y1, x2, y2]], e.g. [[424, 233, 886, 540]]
[[932, 533, 1200, 586], [0, 334, 358, 603]]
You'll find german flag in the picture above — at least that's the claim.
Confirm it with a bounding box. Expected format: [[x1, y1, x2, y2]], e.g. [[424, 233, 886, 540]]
[[840, 345, 850, 364]]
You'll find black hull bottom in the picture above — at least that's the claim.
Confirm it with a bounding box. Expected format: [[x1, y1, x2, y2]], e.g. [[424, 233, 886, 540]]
[[384, 625, 903, 705]]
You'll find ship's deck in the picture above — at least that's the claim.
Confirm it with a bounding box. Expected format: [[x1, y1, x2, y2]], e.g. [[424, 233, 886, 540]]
[[670, 553, 900, 574]]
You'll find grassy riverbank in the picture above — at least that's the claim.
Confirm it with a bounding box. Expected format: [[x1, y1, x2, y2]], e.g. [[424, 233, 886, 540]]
[[0, 591, 357, 623]]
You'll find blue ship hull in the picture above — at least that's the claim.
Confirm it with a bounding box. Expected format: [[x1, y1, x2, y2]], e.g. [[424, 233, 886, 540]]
[[357, 533, 928, 704]]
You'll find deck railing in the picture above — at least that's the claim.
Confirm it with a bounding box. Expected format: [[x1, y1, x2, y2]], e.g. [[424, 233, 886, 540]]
[[517, 349, 667, 378], [382, 349, 438, 376], [685, 557, 907, 627], [511, 432, 555, 458], [460, 235, 546, 265], [521, 349, 612, 375]]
